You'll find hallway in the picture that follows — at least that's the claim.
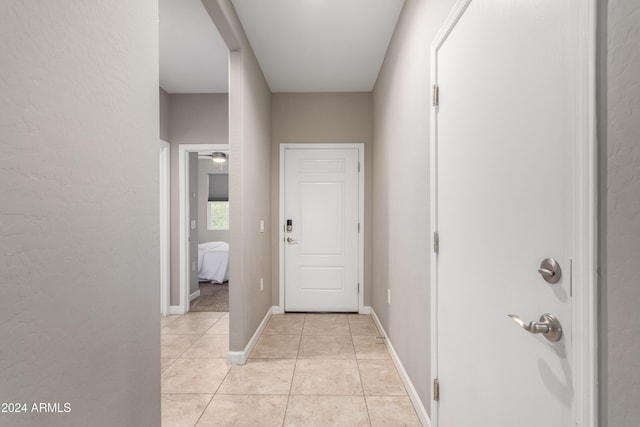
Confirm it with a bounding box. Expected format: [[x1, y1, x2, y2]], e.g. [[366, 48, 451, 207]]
[[161, 312, 421, 426]]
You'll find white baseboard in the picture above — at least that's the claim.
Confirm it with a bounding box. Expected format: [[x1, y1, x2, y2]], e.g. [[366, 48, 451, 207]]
[[370, 309, 431, 427], [360, 305, 372, 315], [168, 305, 183, 315], [227, 306, 275, 365], [189, 289, 200, 302]]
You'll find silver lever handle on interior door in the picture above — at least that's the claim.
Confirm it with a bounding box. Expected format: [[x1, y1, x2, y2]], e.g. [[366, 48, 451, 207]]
[[507, 313, 563, 342], [286, 237, 298, 245]]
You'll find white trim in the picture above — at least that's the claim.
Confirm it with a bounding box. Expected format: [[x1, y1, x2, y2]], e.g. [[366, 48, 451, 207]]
[[571, 0, 598, 425], [159, 140, 171, 316], [278, 143, 365, 313], [271, 306, 285, 315], [359, 305, 371, 315], [428, 1, 597, 426], [178, 144, 229, 314], [168, 306, 183, 316], [189, 289, 201, 302], [370, 308, 431, 427], [227, 307, 274, 365]]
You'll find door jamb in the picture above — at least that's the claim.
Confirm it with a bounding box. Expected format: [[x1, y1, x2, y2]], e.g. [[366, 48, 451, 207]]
[[278, 143, 366, 314], [160, 140, 170, 316], [428, 0, 597, 425], [178, 143, 229, 314]]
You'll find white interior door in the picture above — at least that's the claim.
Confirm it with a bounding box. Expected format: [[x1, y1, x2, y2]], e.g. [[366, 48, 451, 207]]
[[432, 0, 590, 425], [283, 147, 360, 312]]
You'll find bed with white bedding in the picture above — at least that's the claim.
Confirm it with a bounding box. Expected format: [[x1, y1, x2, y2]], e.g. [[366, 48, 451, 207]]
[[197, 241, 229, 283]]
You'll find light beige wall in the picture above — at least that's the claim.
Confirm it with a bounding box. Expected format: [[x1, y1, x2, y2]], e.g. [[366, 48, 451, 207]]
[[0, 1, 160, 426], [599, 0, 640, 424], [160, 87, 170, 142], [198, 158, 230, 243], [270, 93, 373, 306], [202, 0, 273, 352], [372, 0, 457, 411], [167, 93, 228, 305]]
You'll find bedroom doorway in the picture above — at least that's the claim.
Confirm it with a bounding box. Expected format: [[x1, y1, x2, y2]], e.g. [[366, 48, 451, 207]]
[[178, 144, 230, 314], [191, 150, 230, 312]]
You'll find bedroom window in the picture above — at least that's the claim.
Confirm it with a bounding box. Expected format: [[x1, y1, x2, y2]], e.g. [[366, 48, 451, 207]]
[[207, 201, 229, 230], [207, 173, 229, 230]]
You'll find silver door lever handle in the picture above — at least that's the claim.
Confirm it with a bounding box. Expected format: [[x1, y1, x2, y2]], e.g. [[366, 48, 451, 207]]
[[507, 313, 563, 342], [286, 237, 298, 245]]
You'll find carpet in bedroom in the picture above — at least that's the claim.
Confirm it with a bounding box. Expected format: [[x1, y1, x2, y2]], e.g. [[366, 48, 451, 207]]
[[190, 282, 229, 312]]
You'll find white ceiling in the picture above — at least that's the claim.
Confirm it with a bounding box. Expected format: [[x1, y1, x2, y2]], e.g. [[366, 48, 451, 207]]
[[159, 0, 406, 93], [232, 0, 405, 92], [159, 0, 229, 93]]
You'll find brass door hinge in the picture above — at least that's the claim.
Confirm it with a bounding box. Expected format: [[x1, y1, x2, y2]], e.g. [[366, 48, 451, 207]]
[[433, 84, 439, 107], [433, 378, 440, 401]]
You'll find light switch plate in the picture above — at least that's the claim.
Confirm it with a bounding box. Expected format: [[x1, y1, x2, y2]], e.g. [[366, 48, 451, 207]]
[[191, 220, 196, 229], [260, 220, 265, 233]]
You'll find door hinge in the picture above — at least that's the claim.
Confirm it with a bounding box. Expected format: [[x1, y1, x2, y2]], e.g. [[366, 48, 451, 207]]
[[433, 232, 439, 254], [358, 283, 360, 292], [432, 84, 439, 107], [358, 161, 361, 173], [358, 222, 360, 233], [433, 378, 440, 401]]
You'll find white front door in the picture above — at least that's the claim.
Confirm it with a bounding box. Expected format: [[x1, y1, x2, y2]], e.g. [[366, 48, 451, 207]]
[[432, 0, 593, 425], [283, 146, 360, 312]]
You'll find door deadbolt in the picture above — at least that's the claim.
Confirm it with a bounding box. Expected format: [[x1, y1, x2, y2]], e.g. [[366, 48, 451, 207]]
[[286, 219, 293, 232], [538, 258, 561, 284]]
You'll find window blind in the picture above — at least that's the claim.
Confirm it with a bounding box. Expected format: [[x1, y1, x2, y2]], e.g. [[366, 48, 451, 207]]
[[208, 174, 229, 201]]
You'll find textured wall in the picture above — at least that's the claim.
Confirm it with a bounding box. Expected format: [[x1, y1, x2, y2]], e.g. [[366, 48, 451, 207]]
[[227, 47, 272, 352], [270, 93, 373, 307], [600, 0, 640, 424], [167, 93, 228, 305], [372, 0, 458, 411], [202, 0, 273, 352], [0, 1, 160, 426]]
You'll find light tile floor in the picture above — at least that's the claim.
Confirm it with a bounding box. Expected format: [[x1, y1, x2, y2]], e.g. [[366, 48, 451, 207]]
[[161, 312, 421, 427]]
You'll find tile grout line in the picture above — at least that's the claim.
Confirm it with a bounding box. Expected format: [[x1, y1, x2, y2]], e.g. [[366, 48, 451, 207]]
[[191, 312, 231, 427], [166, 318, 220, 360], [350, 316, 373, 426], [192, 394, 215, 427], [281, 313, 306, 427]]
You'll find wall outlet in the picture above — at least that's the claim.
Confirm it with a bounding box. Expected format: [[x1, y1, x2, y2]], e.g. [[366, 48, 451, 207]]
[[387, 288, 391, 305], [260, 277, 264, 291]]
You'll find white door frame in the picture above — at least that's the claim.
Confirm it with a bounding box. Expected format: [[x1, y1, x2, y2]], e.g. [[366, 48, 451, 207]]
[[428, 0, 597, 425], [160, 140, 170, 316], [178, 143, 229, 314], [278, 143, 366, 313]]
